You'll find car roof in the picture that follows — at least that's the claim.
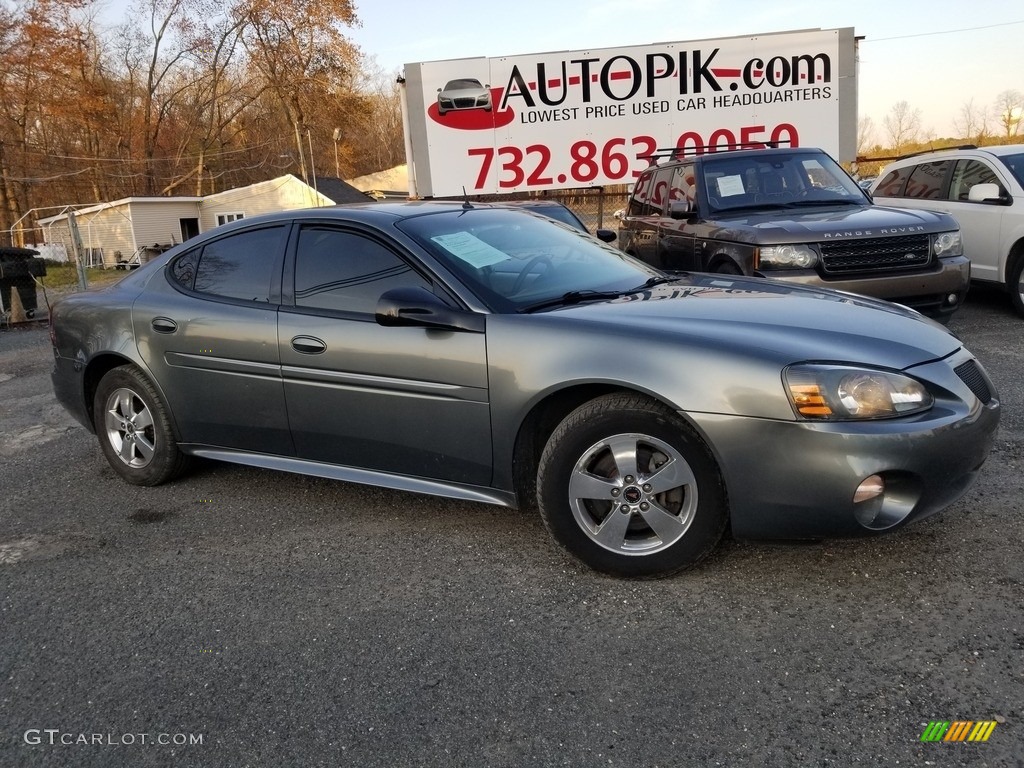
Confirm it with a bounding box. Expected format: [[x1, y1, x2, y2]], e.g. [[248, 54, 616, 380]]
[[643, 146, 828, 168], [885, 144, 1024, 165], [183, 200, 539, 236]]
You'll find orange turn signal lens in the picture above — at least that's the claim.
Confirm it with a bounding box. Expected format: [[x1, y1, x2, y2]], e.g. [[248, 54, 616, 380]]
[[789, 383, 833, 417]]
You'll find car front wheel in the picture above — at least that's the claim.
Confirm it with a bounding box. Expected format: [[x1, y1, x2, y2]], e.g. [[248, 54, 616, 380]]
[[93, 364, 190, 486], [537, 393, 727, 577]]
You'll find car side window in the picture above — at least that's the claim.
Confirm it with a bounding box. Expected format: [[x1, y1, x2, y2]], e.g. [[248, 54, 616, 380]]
[[168, 248, 200, 290], [294, 226, 432, 315], [628, 171, 657, 216], [949, 159, 1003, 201], [191, 226, 287, 302], [669, 163, 698, 206], [874, 166, 911, 197], [904, 161, 951, 200]]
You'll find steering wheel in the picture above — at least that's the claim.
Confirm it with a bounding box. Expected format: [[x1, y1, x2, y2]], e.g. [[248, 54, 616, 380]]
[[510, 255, 553, 294]]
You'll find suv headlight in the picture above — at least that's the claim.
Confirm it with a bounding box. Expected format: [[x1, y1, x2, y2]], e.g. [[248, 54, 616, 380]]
[[758, 244, 818, 269], [932, 231, 963, 258], [784, 364, 933, 420]]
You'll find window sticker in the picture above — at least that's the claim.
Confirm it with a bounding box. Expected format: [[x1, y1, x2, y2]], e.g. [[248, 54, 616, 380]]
[[716, 175, 745, 197], [432, 232, 511, 268]]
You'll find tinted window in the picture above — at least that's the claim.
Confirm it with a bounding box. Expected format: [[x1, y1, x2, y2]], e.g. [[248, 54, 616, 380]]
[[628, 171, 658, 216], [874, 167, 911, 197], [950, 159, 1002, 201], [998, 153, 1024, 187], [904, 161, 951, 200], [169, 248, 200, 290], [294, 227, 431, 315], [627, 168, 674, 216], [669, 164, 697, 205], [192, 226, 286, 302]]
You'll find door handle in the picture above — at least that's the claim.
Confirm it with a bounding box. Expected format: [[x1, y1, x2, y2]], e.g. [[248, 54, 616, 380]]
[[291, 335, 326, 355], [151, 317, 177, 334]]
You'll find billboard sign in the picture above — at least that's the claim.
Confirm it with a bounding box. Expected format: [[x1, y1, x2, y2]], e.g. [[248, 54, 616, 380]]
[[401, 28, 857, 198]]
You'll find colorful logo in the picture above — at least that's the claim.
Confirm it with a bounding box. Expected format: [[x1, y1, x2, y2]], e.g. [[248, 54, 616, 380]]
[[920, 720, 998, 742]]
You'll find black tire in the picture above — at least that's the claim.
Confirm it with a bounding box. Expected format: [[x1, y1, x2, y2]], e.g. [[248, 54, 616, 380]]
[[714, 261, 743, 276], [537, 393, 727, 578], [92, 364, 190, 486], [1009, 257, 1024, 317]]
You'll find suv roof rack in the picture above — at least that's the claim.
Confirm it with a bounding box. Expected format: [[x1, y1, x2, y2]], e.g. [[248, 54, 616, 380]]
[[641, 140, 794, 165], [896, 144, 977, 161]]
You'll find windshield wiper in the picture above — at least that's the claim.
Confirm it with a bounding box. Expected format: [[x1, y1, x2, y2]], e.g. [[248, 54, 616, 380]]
[[520, 289, 627, 313], [715, 202, 794, 213], [519, 276, 678, 313], [783, 198, 863, 207]]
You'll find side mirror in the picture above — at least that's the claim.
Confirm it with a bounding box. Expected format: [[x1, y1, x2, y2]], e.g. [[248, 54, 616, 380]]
[[376, 287, 484, 333], [595, 228, 617, 243], [668, 199, 693, 220], [967, 183, 1006, 204]]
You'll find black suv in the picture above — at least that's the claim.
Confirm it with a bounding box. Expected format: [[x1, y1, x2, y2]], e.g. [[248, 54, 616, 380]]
[[618, 146, 970, 320]]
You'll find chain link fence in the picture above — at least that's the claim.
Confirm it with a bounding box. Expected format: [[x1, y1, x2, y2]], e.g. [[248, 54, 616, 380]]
[[444, 186, 633, 231]]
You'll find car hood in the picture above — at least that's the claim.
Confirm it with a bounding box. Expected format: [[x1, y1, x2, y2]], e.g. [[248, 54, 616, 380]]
[[545, 274, 960, 370], [710, 203, 955, 243]]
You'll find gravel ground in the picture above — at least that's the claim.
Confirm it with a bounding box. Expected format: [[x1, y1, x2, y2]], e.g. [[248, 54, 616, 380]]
[[0, 285, 1021, 767]]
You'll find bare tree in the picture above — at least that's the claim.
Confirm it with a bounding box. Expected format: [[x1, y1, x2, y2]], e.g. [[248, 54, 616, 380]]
[[883, 101, 922, 155], [953, 98, 990, 145], [857, 115, 875, 156], [994, 89, 1023, 138]]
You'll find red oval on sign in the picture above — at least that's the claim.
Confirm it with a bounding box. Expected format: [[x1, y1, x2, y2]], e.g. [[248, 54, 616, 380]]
[[428, 88, 515, 130]]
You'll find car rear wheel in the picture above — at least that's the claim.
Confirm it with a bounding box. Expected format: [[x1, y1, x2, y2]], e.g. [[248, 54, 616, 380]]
[[537, 393, 727, 577], [93, 365, 190, 486]]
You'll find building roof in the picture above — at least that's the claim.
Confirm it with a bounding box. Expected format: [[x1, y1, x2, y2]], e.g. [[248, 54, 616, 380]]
[[313, 176, 375, 204], [348, 165, 410, 198]]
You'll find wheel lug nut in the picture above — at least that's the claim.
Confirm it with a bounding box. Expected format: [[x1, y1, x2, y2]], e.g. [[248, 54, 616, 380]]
[[642, 483, 652, 492], [639, 502, 650, 511], [624, 475, 635, 483], [611, 488, 620, 497], [619, 504, 630, 513]]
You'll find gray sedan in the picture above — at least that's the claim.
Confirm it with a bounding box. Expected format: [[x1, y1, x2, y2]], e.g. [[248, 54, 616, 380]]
[[49, 203, 1000, 577]]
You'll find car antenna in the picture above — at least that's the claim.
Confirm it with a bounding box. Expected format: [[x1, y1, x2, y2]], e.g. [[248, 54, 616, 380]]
[[462, 186, 474, 210]]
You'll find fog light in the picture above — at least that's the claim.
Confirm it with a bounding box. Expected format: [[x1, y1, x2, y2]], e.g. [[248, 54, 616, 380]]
[[946, 293, 959, 306], [853, 474, 885, 503]]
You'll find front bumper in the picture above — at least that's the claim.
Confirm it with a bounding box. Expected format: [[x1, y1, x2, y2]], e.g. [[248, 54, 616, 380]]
[[689, 349, 1000, 539], [761, 255, 971, 318]]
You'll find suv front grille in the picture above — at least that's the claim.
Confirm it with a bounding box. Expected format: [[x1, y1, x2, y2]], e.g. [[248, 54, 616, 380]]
[[819, 234, 932, 275], [954, 359, 993, 405]]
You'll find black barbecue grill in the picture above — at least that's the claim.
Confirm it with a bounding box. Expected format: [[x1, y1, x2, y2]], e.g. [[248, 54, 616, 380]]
[[0, 246, 46, 320]]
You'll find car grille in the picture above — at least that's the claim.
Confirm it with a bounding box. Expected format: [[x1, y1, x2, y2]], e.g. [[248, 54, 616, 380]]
[[954, 359, 993, 405], [453, 98, 478, 108], [819, 234, 932, 274]]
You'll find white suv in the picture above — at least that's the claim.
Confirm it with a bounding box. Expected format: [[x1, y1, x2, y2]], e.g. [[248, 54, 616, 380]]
[[870, 144, 1024, 316]]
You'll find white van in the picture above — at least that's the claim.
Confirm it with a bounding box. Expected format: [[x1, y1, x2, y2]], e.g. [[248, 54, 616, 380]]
[[870, 145, 1024, 316]]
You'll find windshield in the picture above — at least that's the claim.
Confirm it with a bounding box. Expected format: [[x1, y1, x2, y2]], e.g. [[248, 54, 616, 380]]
[[397, 208, 660, 312], [998, 152, 1024, 188], [702, 151, 868, 213]]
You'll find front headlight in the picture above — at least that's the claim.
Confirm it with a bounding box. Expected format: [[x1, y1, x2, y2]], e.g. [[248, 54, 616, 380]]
[[784, 364, 933, 420], [758, 244, 818, 269], [932, 230, 963, 258]]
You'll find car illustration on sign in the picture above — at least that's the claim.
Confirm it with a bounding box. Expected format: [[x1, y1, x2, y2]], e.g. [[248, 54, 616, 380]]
[[437, 78, 492, 115], [49, 203, 1000, 578]]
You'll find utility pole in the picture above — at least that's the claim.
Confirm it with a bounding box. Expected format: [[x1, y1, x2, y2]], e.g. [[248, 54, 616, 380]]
[[67, 211, 88, 292]]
